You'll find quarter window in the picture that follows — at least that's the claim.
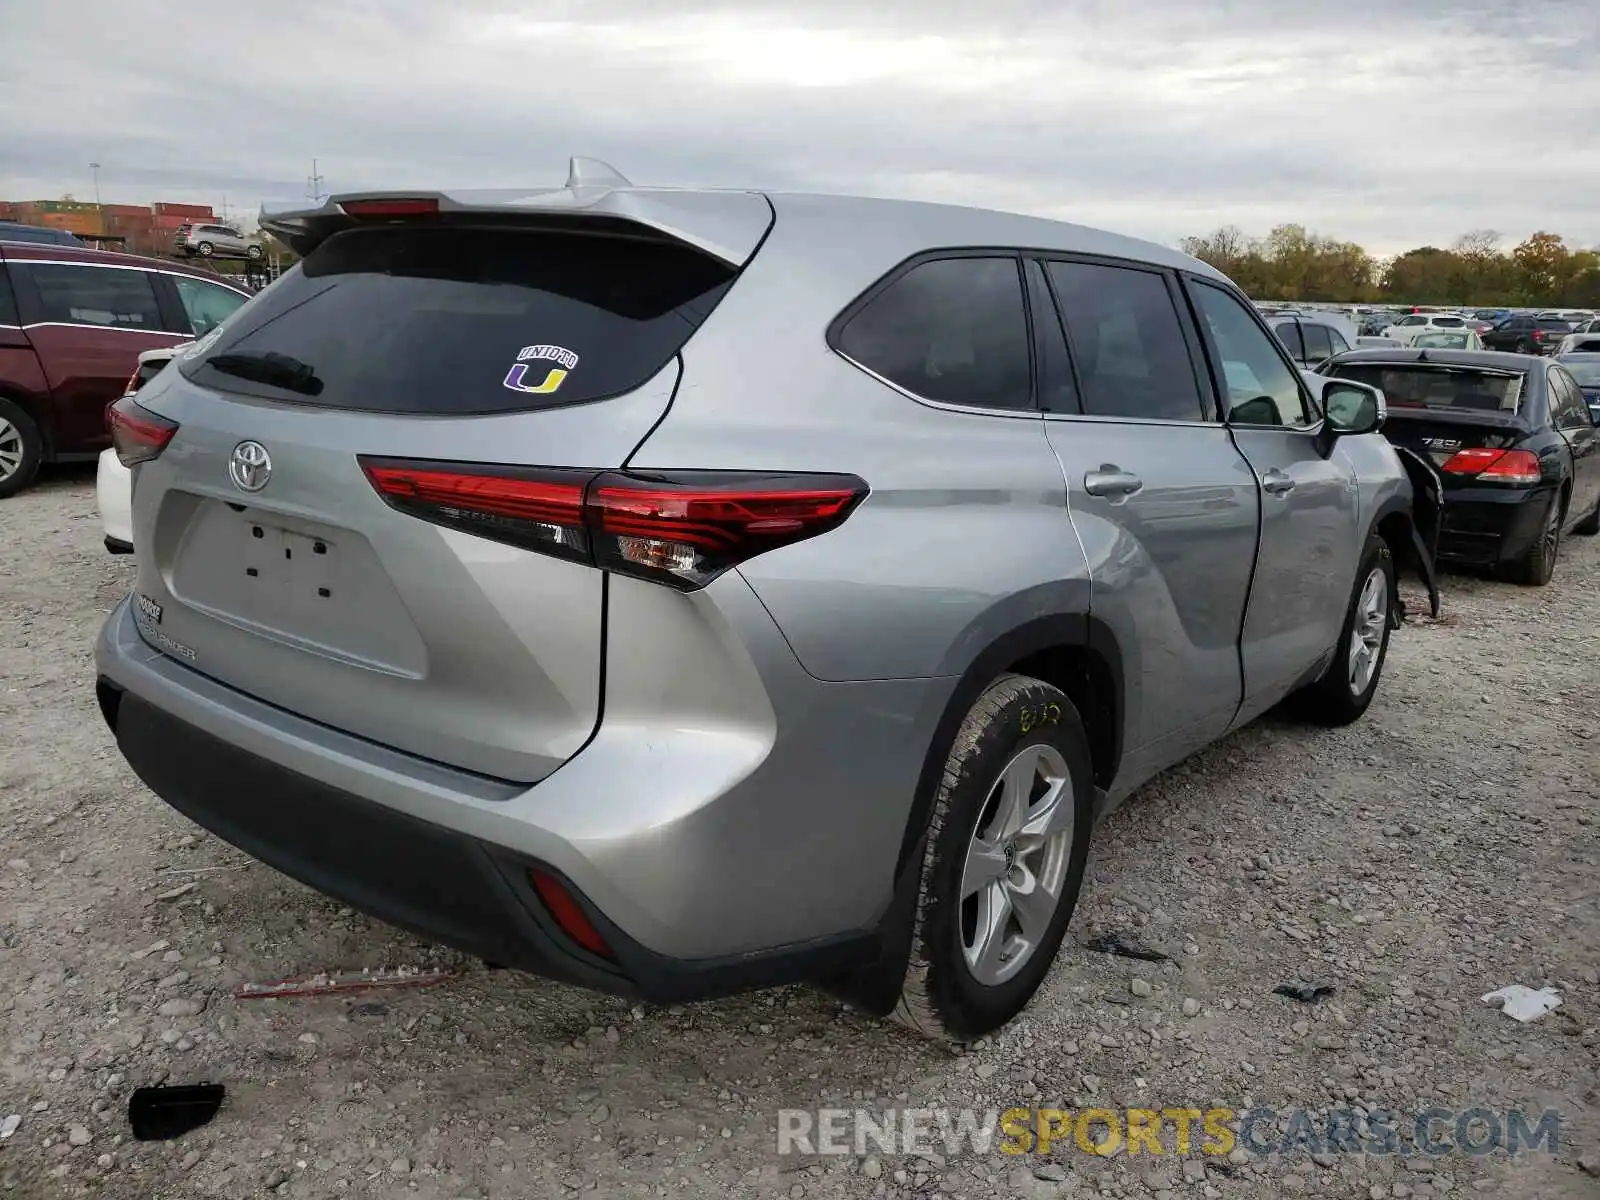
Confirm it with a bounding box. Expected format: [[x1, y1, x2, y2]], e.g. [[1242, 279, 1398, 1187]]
[[1300, 323, 1334, 362], [1188, 281, 1315, 429], [1045, 261, 1205, 421], [837, 257, 1033, 410], [26, 263, 162, 330], [173, 276, 248, 335]]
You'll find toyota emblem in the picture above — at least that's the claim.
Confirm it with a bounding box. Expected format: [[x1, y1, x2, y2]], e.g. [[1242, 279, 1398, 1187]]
[[228, 441, 272, 492]]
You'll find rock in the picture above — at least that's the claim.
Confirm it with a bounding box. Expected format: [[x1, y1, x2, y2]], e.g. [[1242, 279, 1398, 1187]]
[[1182, 998, 1201, 1017], [263, 1168, 289, 1188], [181, 1150, 201, 1170], [1131, 978, 1153, 997], [0, 1115, 19, 1140], [157, 971, 190, 989], [68, 1125, 91, 1147], [863, 1157, 883, 1179], [975, 1062, 999, 1080], [1035, 1163, 1067, 1181], [589, 1104, 610, 1124], [389, 1158, 411, 1175], [157, 997, 205, 1018], [1182, 1159, 1207, 1182]]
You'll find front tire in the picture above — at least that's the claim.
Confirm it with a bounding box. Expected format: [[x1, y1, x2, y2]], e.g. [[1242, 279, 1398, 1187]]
[[0, 397, 44, 499], [245, 245, 263, 261], [892, 674, 1094, 1044], [196, 242, 214, 257], [1292, 533, 1395, 726]]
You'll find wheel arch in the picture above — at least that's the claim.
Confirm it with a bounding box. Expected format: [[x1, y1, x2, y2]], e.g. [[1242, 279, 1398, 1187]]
[[0, 384, 53, 460]]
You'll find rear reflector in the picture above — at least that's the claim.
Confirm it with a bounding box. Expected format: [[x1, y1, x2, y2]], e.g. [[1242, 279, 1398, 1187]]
[[360, 458, 869, 590], [529, 870, 612, 959], [340, 198, 440, 217], [1440, 447, 1541, 485], [108, 395, 179, 467]]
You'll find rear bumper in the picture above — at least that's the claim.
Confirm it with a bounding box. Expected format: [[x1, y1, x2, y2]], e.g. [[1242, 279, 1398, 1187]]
[[1436, 485, 1553, 566], [94, 583, 947, 1000], [96, 448, 132, 549]]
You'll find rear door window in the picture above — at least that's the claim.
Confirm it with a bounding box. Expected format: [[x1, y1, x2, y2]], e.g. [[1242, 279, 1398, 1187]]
[[836, 256, 1033, 410], [0, 266, 19, 325], [25, 263, 163, 330], [1300, 323, 1334, 362], [1272, 321, 1305, 361], [1549, 369, 1589, 429], [1045, 260, 1205, 421], [180, 224, 737, 413]]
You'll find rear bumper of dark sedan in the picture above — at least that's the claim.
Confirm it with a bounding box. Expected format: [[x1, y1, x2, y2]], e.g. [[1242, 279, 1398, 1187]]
[[1436, 485, 1555, 567]]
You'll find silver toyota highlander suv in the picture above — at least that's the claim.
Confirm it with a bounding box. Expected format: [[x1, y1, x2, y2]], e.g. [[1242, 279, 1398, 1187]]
[[94, 160, 1435, 1042]]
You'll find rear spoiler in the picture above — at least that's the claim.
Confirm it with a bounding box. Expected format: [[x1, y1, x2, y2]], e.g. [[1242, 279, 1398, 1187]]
[[259, 157, 772, 267]]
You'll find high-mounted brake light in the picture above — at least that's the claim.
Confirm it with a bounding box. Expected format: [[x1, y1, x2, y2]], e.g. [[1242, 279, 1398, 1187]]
[[340, 198, 440, 217], [108, 394, 179, 467], [359, 458, 869, 590], [1440, 447, 1541, 485]]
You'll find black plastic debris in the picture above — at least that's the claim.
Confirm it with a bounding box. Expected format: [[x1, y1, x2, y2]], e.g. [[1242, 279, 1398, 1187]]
[[1273, 983, 1335, 1004], [128, 1083, 224, 1141], [1084, 933, 1169, 963]]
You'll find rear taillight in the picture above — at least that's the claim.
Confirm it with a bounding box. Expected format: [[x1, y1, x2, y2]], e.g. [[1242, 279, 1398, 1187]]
[[1440, 447, 1542, 485], [340, 198, 440, 217], [1531, 330, 1545, 342], [359, 458, 869, 590], [108, 394, 178, 467]]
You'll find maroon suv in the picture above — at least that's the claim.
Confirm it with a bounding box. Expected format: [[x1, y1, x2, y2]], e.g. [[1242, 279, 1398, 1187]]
[[0, 240, 252, 497]]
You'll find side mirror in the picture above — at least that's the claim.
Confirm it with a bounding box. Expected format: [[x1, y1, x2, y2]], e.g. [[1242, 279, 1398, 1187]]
[[1324, 380, 1385, 436]]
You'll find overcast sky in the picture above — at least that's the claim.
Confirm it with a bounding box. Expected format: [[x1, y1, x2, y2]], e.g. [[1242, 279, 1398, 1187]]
[[3, 0, 1596, 257]]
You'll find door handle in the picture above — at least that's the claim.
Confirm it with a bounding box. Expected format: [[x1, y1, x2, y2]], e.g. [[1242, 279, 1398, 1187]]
[[1083, 467, 1144, 497], [1261, 469, 1296, 495]]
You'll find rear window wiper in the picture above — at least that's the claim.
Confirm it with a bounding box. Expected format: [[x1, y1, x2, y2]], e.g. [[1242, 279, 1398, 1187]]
[[203, 351, 324, 396]]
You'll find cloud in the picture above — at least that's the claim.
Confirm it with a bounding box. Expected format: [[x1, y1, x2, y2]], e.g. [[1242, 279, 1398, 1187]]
[[2, 0, 1596, 256]]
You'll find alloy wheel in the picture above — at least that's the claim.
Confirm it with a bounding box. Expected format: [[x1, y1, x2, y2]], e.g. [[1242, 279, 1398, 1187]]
[[959, 743, 1074, 987], [0, 417, 23, 482], [1347, 566, 1387, 695]]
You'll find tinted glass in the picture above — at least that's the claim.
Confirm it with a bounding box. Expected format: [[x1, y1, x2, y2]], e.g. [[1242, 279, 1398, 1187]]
[[1549, 370, 1587, 428], [27, 264, 162, 330], [1331, 364, 1525, 413], [1026, 259, 1078, 413], [1301, 323, 1334, 361], [173, 276, 248, 335], [1272, 321, 1305, 361], [1433, 316, 1465, 328], [1046, 261, 1203, 421], [1537, 319, 1572, 332], [1188, 281, 1312, 427], [1562, 360, 1600, 387], [1327, 326, 1351, 354], [1398, 316, 1427, 327], [181, 225, 736, 413], [0, 267, 18, 325], [839, 257, 1032, 410]]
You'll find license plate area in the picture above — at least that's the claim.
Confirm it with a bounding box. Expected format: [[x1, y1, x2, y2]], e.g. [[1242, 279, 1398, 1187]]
[[239, 519, 339, 617]]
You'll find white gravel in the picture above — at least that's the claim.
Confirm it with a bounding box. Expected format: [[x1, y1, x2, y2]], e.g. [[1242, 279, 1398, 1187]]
[[2, 469, 1597, 1199]]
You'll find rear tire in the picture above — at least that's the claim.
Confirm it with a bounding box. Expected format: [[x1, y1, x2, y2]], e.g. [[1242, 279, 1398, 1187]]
[[891, 674, 1094, 1044], [197, 242, 214, 257], [1504, 493, 1562, 585], [0, 397, 43, 499], [1292, 534, 1395, 726]]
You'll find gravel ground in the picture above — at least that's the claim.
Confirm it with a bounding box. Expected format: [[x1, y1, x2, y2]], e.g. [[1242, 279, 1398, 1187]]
[[2, 468, 1598, 1200]]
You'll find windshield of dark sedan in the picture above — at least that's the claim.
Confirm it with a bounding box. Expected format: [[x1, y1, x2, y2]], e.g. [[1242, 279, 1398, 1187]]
[[1330, 363, 1525, 413]]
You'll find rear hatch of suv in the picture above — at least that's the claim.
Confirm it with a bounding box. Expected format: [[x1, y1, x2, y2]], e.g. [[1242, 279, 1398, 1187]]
[[119, 192, 769, 782]]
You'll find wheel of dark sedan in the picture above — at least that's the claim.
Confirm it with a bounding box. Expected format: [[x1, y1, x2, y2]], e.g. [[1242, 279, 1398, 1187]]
[[1292, 533, 1395, 726], [892, 674, 1094, 1044], [0, 397, 44, 499], [196, 241, 214, 257], [1505, 493, 1563, 586]]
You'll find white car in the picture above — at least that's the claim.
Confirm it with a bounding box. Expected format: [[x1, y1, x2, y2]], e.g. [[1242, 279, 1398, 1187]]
[[1555, 319, 1600, 355], [1381, 313, 1471, 343], [98, 345, 187, 553]]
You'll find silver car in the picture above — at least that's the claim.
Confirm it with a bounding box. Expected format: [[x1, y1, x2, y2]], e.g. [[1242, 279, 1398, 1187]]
[[175, 222, 264, 261], [94, 160, 1435, 1041]]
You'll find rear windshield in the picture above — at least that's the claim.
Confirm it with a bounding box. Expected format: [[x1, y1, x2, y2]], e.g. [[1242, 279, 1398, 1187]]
[[1564, 361, 1600, 387], [1331, 363, 1525, 413], [178, 224, 737, 413], [1537, 319, 1572, 332]]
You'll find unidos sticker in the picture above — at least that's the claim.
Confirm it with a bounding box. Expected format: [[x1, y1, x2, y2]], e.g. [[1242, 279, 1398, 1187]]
[[503, 344, 579, 395]]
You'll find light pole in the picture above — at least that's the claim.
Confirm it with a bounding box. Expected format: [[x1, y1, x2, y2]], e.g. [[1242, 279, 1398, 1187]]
[[89, 162, 101, 209]]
